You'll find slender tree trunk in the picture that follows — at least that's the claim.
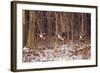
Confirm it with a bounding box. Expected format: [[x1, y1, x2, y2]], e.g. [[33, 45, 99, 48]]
[[54, 12, 58, 50], [23, 11, 29, 48], [26, 11, 35, 49], [64, 13, 69, 43], [81, 14, 84, 34], [22, 11, 25, 48], [71, 13, 74, 47]]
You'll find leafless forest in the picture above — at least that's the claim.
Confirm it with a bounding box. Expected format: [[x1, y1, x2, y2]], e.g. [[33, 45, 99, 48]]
[[22, 10, 91, 62]]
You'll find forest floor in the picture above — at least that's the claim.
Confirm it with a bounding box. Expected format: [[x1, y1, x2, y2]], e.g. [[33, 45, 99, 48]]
[[23, 42, 91, 62]]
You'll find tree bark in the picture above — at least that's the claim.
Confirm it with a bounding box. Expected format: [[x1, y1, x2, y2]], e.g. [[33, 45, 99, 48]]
[[26, 11, 35, 49]]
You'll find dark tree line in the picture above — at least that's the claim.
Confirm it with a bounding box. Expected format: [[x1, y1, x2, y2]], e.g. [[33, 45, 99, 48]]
[[23, 10, 91, 49]]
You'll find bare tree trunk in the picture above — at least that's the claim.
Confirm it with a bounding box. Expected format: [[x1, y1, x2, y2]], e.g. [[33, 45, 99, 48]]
[[26, 11, 35, 49], [71, 13, 74, 47], [23, 11, 29, 48], [64, 13, 69, 43], [22, 11, 25, 48], [60, 13, 64, 32], [54, 12, 58, 50], [67, 13, 71, 44], [81, 14, 84, 34]]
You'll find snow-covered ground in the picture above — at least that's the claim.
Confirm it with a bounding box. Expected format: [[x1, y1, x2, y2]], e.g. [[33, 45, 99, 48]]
[[22, 43, 91, 62]]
